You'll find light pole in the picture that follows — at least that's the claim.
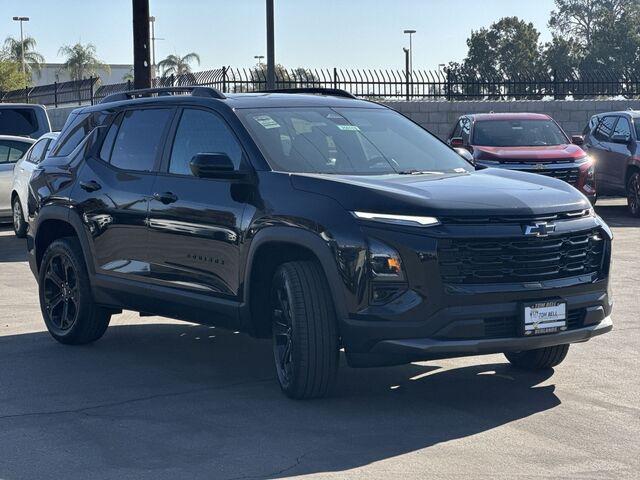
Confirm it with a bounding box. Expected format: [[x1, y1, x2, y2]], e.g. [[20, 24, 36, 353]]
[[254, 55, 265, 66], [12, 16, 30, 78], [149, 16, 164, 80], [132, 0, 151, 89], [266, 0, 275, 89], [403, 29, 416, 74]]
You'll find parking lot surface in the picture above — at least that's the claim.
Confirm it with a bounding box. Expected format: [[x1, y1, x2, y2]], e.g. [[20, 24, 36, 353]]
[[0, 198, 638, 480]]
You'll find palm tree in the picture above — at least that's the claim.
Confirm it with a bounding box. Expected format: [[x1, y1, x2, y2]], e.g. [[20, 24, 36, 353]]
[[2, 36, 45, 78], [158, 52, 200, 79], [58, 43, 110, 81]]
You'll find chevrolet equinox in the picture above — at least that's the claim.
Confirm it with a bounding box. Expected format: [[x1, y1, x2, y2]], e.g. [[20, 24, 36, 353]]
[[27, 87, 613, 399]]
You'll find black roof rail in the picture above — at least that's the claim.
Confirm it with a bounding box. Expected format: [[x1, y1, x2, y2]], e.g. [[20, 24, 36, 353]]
[[257, 87, 357, 99], [100, 86, 226, 104]]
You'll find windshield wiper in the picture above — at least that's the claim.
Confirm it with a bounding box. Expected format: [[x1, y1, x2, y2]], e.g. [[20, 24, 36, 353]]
[[397, 170, 443, 175]]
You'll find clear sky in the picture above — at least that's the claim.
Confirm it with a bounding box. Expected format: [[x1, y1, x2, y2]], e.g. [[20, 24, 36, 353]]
[[1, 0, 557, 71]]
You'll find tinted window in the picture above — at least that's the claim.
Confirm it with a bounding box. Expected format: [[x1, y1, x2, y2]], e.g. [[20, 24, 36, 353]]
[[0, 108, 38, 136], [52, 111, 107, 157], [26, 138, 51, 164], [594, 116, 617, 142], [612, 116, 631, 139], [0, 139, 32, 164], [99, 119, 120, 162], [110, 109, 173, 172], [169, 109, 243, 175], [239, 107, 473, 175], [635, 120, 640, 140], [472, 119, 567, 147]]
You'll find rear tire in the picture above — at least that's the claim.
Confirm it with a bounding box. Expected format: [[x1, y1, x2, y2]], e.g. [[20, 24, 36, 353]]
[[627, 171, 640, 217], [39, 237, 111, 345], [270, 261, 339, 399], [505, 344, 569, 370], [12, 197, 27, 238]]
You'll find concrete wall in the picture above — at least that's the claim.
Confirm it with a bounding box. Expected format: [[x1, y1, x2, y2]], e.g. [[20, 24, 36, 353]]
[[46, 98, 640, 137], [382, 99, 640, 139]]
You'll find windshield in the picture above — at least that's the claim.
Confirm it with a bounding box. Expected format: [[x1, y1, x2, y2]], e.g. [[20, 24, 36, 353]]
[[473, 119, 568, 147], [238, 107, 473, 175], [0, 108, 39, 136]]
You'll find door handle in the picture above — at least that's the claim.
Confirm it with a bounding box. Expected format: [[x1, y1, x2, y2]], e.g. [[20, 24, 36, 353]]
[[79, 180, 102, 192], [153, 191, 178, 204]]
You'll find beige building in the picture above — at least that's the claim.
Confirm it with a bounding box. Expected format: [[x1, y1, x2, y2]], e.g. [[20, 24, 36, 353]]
[[32, 63, 133, 86]]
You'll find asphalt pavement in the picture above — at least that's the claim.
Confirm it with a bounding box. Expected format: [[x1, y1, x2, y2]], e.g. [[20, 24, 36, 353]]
[[0, 197, 638, 480]]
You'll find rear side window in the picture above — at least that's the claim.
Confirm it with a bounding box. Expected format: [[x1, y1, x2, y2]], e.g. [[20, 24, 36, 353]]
[[593, 116, 617, 142], [52, 111, 106, 157], [26, 138, 51, 164], [0, 139, 32, 164], [635, 120, 640, 140], [613, 116, 631, 139], [0, 108, 38, 136], [109, 109, 173, 172], [169, 108, 243, 175]]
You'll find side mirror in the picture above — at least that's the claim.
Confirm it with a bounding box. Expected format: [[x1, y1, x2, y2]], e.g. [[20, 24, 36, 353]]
[[611, 134, 631, 145], [454, 147, 475, 165], [450, 137, 464, 148], [571, 135, 585, 146], [189, 153, 243, 179]]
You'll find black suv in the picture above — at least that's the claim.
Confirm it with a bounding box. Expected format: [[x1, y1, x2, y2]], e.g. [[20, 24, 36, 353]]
[[583, 111, 640, 216], [27, 87, 613, 399]]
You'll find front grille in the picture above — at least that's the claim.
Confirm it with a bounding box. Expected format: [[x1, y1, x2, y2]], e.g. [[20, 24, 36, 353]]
[[523, 166, 580, 185], [438, 229, 605, 284], [484, 308, 586, 339], [441, 209, 589, 225]]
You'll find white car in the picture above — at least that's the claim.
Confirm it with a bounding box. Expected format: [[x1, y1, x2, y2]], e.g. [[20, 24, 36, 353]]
[[1, 135, 35, 229], [10, 132, 59, 237]]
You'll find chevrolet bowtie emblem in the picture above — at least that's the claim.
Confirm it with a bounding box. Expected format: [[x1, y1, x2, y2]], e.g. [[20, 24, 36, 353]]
[[524, 222, 556, 237]]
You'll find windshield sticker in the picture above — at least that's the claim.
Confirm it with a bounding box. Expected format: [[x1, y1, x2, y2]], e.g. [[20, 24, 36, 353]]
[[254, 115, 281, 129], [336, 124, 360, 131]]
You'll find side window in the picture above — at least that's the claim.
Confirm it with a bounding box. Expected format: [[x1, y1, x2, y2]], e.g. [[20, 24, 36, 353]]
[[460, 117, 471, 143], [26, 138, 50, 164], [99, 116, 121, 162], [51, 111, 106, 157], [612, 116, 631, 140], [0, 140, 31, 164], [594, 116, 617, 142], [110, 108, 173, 172], [451, 120, 462, 139], [169, 109, 243, 176]]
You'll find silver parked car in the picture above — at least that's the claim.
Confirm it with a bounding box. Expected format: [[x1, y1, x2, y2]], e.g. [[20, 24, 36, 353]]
[[11, 132, 59, 236], [1, 135, 35, 223]]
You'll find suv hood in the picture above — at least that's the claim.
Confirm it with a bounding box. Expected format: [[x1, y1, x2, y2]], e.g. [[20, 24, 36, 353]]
[[473, 144, 585, 163], [290, 169, 590, 217]]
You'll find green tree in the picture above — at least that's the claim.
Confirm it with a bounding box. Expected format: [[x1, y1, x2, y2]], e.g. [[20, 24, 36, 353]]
[[2, 35, 45, 78], [58, 43, 110, 81], [463, 17, 543, 78], [158, 52, 200, 79], [542, 35, 582, 73], [549, 0, 640, 72], [0, 60, 30, 91]]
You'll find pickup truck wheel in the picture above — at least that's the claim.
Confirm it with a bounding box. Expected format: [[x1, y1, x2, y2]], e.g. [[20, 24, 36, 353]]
[[271, 261, 338, 399], [627, 171, 640, 217], [39, 238, 111, 345], [505, 344, 569, 370], [12, 198, 27, 238]]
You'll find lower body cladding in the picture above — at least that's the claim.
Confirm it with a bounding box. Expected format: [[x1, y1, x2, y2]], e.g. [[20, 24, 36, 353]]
[[340, 224, 612, 367]]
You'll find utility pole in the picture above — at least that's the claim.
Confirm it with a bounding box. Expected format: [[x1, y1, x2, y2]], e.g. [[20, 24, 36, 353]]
[[12, 17, 29, 78], [403, 29, 416, 98], [403, 47, 410, 101], [149, 16, 156, 80], [266, 0, 275, 89], [132, 0, 151, 89]]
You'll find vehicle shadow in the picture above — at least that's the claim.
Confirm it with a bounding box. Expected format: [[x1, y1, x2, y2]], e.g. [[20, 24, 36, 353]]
[[0, 323, 560, 480], [595, 198, 639, 228], [0, 226, 26, 263]]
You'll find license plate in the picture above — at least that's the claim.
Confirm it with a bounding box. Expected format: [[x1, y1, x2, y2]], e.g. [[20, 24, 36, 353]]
[[522, 300, 567, 336]]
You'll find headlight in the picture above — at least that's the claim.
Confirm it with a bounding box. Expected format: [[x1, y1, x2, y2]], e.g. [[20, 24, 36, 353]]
[[368, 239, 404, 280], [353, 211, 439, 227]]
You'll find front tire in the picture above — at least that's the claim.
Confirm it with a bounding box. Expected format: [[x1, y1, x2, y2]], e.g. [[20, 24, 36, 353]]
[[12, 197, 27, 238], [39, 237, 111, 345], [271, 261, 339, 399], [505, 344, 569, 370], [627, 171, 640, 217]]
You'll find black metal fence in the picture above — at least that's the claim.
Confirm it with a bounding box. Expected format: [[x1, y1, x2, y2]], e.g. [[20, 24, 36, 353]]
[[2, 67, 640, 106]]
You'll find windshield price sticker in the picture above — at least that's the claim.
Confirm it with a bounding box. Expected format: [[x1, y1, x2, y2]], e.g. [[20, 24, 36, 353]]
[[336, 124, 360, 131], [254, 115, 281, 129]]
